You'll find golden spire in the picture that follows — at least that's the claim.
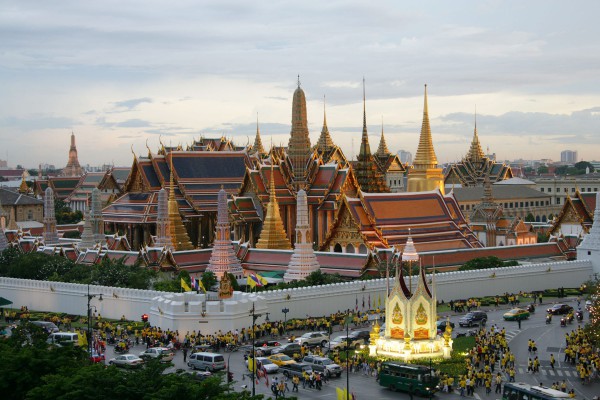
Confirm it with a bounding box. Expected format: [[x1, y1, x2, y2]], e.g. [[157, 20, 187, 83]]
[[253, 113, 265, 155], [167, 154, 193, 251], [256, 161, 292, 250], [316, 95, 335, 152], [412, 84, 438, 168], [18, 171, 28, 194], [376, 116, 391, 157], [467, 108, 485, 162]]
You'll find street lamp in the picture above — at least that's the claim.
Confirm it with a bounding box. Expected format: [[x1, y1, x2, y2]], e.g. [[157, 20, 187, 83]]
[[86, 283, 103, 358], [249, 303, 266, 397], [282, 307, 289, 335]]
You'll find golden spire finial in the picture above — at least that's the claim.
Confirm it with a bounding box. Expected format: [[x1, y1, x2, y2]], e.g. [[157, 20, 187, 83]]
[[166, 153, 193, 251], [412, 84, 438, 167], [18, 171, 28, 194], [467, 105, 485, 162], [256, 158, 291, 250], [376, 115, 391, 157]]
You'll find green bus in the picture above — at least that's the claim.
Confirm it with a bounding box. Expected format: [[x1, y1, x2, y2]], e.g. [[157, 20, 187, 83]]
[[378, 361, 439, 396], [502, 382, 570, 400]]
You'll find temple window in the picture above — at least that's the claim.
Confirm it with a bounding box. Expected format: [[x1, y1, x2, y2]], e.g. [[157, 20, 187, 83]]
[[540, 188, 544, 192], [547, 188, 552, 192], [571, 188, 575, 192]]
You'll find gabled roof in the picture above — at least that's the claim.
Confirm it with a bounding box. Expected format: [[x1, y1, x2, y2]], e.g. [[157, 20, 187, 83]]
[[550, 190, 595, 236], [0, 188, 44, 206], [34, 177, 81, 200]]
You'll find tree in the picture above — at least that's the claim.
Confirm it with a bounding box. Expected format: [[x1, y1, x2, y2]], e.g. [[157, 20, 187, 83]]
[[584, 280, 600, 346], [459, 256, 511, 271], [54, 198, 83, 224], [537, 165, 549, 174], [525, 213, 535, 223], [574, 161, 594, 173], [227, 272, 240, 291], [201, 271, 218, 291]]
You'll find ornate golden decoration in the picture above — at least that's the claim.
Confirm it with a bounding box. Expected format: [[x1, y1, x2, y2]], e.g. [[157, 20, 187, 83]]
[[218, 273, 233, 299], [415, 303, 428, 325], [392, 302, 403, 324]]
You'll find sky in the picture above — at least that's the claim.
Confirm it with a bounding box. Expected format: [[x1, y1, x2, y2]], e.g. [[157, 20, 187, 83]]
[[1, 0, 600, 169]]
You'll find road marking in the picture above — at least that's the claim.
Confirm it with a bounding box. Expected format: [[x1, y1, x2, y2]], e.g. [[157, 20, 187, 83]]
[[557, 370, 563, 376], [548, 370, 555, 376], [541, 370, 547, 375]]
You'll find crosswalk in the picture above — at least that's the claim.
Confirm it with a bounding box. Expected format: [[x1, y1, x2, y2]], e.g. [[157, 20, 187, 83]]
[[515, 367, 578, 377], [504, 330, 520, 341]]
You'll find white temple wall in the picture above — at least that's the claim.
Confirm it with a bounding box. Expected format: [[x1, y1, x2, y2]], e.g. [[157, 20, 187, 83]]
[[0, 260, 594, 335]]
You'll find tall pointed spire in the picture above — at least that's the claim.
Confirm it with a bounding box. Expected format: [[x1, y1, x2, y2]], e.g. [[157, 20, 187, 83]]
[[288, 77, 312, 188], [43, 187, 59, 244], [467, 109, 486, 162], [18, 171, 28, 194], [167, 154, 193, 251], [284, 189, 320, 282], [60, 132, 84, 177], [90, 188, 104, 243], [355, 79, 389, 193], [407, 85, 445, 194], [252, 113, 265, 155], [256, 162, 292, 250], [78, 208, 96, 251], [206, 187, 244, 280], [376, 117, 391, 157], [316, 95, 335, 153]]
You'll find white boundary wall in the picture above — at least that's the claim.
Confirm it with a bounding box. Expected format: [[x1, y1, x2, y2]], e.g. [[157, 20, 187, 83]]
[[0, 259, 594, 332]]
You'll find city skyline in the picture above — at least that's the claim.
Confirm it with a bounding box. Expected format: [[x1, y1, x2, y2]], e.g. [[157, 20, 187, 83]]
[[1, 1, 600, 168]]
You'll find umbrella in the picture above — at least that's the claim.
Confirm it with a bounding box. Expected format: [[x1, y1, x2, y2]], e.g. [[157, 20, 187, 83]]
[[0, 297, 13, 307]]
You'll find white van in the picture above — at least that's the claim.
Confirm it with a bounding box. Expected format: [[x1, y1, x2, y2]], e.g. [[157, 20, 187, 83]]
[[187, 352, 225, 371], [31, 321, 59, 333], [47, 332, 80, 347]]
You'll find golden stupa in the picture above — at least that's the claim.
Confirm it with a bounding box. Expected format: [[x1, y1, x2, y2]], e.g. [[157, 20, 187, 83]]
[[167, 155, 194, 251], [255, 161, 292, 250], [406, 85, 445, 194]]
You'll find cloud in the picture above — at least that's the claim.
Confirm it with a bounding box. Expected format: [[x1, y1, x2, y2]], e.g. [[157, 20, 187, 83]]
[[0, 115, 75, 131], [116, 119, 151, 128], [112, 98, 153, 111]]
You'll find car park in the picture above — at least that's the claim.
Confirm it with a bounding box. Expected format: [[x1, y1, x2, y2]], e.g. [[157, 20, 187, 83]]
[[246, 356, 280, 374], [280, 362, 313, 379], [293, 331, 329, 347], [302, 355, 343, 377], [108, 354, 144, 369], [458, 311, 487, 327], [187, 352, 226, 372], [267, 353, 297, 367], [139, 347, 175, 362], [503, 308, 530, 321], [546, 304, 573, 315], [270, 342, 302, 357]]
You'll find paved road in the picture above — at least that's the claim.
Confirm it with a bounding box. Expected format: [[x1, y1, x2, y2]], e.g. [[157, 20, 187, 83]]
[[100, 297, 598, 399]]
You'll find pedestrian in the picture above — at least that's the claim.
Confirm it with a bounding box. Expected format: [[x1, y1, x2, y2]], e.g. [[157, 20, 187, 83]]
[[292, 375, 299, 392], [550, 354, 555, 369], [182, 347, 188, 363], [495, 373, 502, 393]]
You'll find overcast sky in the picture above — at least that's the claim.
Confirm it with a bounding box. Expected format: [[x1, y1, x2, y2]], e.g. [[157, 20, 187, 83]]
[[1, 0, 600, 169]]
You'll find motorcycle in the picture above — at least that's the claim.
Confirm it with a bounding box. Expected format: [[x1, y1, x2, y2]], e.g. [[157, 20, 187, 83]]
[[225, 343, 239, 352], [566, 313, 574, 324], [576, 310, 583, 322], [560, 318, 567, 327], [545, 314, 552, 324], [526, 304, 536, 313], [114, 344, 130, 354]]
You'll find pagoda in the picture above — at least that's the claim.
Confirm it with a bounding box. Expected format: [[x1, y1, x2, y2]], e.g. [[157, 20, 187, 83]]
[[370, 237, 451, 360], [255, 163, 292, 250], [314, 97, 348, 167], [206, 187, 244, 280], [444, 114, 512, 187], [78, 208, 96, 250], [406, 85, 445, 194], [43, 187, 59, 244], [250, 117, 266, 157], [284, 189, 320, 282], [167, 156, 194, 251], [60, 132, 84, 177], [353, 80, 389, 193], [90, 188, 104, 243], [374, 122, 406, 193], [153, 188, 171, 249], [287, 77, 312, 189]]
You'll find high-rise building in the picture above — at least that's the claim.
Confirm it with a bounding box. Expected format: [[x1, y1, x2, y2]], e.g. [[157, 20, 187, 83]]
[[397, 150, 412, 165], [560, 150, 578, 163]]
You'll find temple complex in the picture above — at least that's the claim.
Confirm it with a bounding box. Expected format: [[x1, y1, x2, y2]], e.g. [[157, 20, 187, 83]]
[[314, 99, 348, 167], [374, 124, 406, 192], [205, 187, 244, 280], [60, 133, 84, 177], [444, 117, 512, 187], [43, 187, 59, 244], [352, 81, 390, 193], [406, 85, 445, 194], [153, 188, 171, 249], [287, 78, 313, 189], [284, 189, 320, 282], [167, 158, 194, 251], [255, 164, 292, 250]]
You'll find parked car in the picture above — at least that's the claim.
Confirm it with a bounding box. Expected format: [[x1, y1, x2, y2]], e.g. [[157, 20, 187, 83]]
[[139, 347, 175, 362], [293, 332, 329, 347], [31, 321, 59, 333], [47, 332, 80, 347], [547, 304, 573, 315], [187, 352, 226, 372], [89, 351, 105, 363], [108, 354, 144, 369], [328, 335, 362, 350], [177, 370, 212, 381], [270, 342, 302, 357], [458, 311, 487, 327], [246, 356, 279, 374], [503, 308, 530, 321], [255, 339, 282, 347], [280, 362, 313, 379], [348, 330, 370, 345], [302, 355, 343, 378], [267, 353, 297, 367], [254, 346, 278, 357]]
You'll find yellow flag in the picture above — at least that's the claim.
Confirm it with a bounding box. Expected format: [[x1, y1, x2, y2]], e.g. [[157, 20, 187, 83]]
[[181, 278, 191, 292], [246, 275, 257, 288], [198, 279, 206, 293], [256, 273, 268, 286], [78, 330, 88, 347], [248, 355, 256, 372], [336, 387, 349, 400]]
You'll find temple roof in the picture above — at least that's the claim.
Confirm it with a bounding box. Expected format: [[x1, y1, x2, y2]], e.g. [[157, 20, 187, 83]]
[[34, 177, 81, 200], [0, 188, 43, 206], [550, 190, 596, 236], [453, 186, 551, 202]]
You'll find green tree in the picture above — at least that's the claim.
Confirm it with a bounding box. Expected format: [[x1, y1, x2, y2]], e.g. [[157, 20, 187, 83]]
[[54, 198, 83, 224], [574, 161, 594, 173], [459, 256, 511, 271], [537, 165, 549, 174], [202, 271, 218, 291], [525, 213, 535, 222], [584, 280, 600, 346]]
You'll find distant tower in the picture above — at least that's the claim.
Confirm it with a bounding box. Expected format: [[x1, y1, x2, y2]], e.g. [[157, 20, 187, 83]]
[[60, 132, 84, 177], [287, 77, 312, 189], [90, 188, 104, 243], [167, 156, 194, 251], [78, 208, 96, 250], [43, 187, 59, 244], [206, 187, 244, 280], [316, 96, 335, 154], [18, 171, 28, 194], [284, 189, 320, 282], [251, 115, 265, 156], [407, 85, 445, 194], [154, 188, 171, 249], [256, 163, 292, 250]]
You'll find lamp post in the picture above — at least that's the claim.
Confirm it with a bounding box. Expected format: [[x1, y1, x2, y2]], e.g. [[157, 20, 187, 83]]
[[282, 307, 289, 335], [249, 303, 265, 397], [345, 312, 351, 400], [86, 283, 103, 358]]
